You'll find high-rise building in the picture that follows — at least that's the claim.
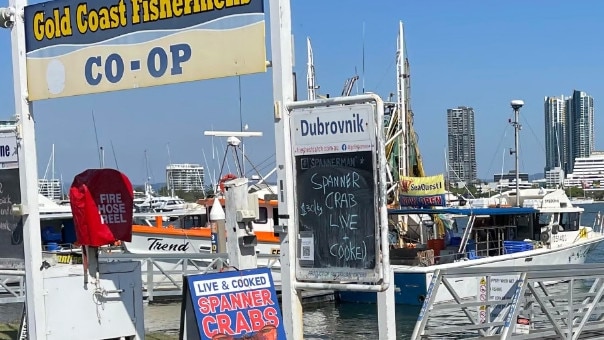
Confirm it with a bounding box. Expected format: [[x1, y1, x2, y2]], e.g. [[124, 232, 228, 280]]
[[446, 106, 477, 184], [544, 90, 594, 175], [166, 164, 205, 193], [567, 90, 594, 172], [544, 95, 568, 172]]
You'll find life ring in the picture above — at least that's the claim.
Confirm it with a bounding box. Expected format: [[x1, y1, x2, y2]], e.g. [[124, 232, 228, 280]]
[[219, 173, 238, 192]]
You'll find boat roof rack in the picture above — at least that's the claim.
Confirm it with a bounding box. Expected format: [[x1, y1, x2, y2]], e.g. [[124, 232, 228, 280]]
[[387, 207, 539, 216]]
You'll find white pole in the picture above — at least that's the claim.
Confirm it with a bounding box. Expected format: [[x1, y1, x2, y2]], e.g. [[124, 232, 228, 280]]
[[397, 21, 407, 178], [10, 0, 47, 338], [306, 37, 316, 100], [269, 0, 304, 338]]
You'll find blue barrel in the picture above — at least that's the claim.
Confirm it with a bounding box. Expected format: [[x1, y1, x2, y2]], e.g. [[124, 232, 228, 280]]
[[46, 242, 60, 252]]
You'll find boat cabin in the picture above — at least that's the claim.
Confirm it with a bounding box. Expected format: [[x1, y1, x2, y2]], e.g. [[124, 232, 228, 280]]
[[387, 203, 587, 266]]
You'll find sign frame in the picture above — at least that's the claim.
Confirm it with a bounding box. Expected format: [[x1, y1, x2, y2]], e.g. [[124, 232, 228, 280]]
[[23, 0, 267, 101], [179, 267, 286, 340], [288, 96, 389, 285], [0, 134, 18, 164]]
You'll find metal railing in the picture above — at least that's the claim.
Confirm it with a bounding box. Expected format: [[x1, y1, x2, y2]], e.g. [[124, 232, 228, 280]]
[[0, 269, 25, 303], [412, 263, 604, 339], [0, 253, 281, 304]]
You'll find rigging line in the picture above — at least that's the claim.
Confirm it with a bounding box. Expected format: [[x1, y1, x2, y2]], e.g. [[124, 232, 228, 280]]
[[91, 110, 102, 167], [111, 141, 119, 170], [371, 58, 396, 94], [257, 163, 277, 176], [484, 125, 510, 177], [217, 146, 230, 182], [232, 147, 244, 176], [499, 148, 506, 196], [520, 114, 546, 153], [254, 153, 276, 168], [240, 147, 276, 194], [201, 149, 216, 189]]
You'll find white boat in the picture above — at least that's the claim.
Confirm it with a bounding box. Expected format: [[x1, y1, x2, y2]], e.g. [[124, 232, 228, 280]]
[[338, 186, 604, 306], [570, 197, 594, 205]]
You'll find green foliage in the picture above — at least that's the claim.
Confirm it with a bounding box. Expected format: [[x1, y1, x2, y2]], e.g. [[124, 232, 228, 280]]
[[565, 187, 585, 198]]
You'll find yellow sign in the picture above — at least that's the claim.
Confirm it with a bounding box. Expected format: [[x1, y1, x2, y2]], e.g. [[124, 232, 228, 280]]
[[24, 0, 267, 100], [399, 174, 446, 197], [579, 228, 588, 239]]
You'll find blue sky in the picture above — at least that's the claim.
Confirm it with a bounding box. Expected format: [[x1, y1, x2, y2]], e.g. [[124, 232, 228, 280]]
[[0, 0, 602, 187]]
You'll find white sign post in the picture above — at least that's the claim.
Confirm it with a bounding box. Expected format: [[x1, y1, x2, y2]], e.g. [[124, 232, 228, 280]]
[[287, 96, 390, 291], [290, 103, 382, 284], [8, 0, 46, 338]]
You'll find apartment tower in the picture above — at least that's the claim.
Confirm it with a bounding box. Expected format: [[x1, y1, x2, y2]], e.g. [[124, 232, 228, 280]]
[[544, 90, 594, 175], [446, 106, 477, 184], [165, 163, 205, 193]]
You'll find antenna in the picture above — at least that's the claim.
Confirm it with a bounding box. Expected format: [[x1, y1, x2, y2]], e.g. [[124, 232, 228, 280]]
[[510, 99, 524, 206], [91, 110, 102, 167], [238, 76, 243, 132], [166, 143, 174, 196], [51, 143, 55, 182], [362, 21, 366, 94], [204, 130, 263, 181]]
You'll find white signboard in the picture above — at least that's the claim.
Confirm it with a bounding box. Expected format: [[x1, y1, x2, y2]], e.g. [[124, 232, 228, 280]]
[[0, 135, 18, 164], [290, 103, 381, 283]]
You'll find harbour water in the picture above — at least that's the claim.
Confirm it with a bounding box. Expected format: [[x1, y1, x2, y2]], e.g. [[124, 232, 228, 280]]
[[140, 202, 604, 339], [2, 203, 604, 339]]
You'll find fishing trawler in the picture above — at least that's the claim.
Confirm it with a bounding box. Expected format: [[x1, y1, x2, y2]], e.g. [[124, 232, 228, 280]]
[[335, 22, 604, 305]]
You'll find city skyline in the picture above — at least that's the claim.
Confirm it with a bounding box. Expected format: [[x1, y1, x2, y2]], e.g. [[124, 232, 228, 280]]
[[0, 1, 602, 184]]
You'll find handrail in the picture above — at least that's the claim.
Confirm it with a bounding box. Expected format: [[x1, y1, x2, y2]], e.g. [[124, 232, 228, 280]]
[[412, 263, 604, 339], [458, 215, 475, 254]]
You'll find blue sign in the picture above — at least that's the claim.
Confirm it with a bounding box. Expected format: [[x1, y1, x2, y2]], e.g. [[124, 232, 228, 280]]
[[184, 267, 285, 340]]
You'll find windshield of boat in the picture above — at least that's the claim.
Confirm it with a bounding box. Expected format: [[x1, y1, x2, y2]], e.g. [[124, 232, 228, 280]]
[[537, 213, 554, 227], [560, 212, 580, 231]]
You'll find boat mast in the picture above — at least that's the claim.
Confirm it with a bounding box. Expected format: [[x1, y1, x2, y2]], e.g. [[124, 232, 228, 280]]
[[397, 21, 407, 178], [510, 100, 524, 206], [306, 37, 317, 100]]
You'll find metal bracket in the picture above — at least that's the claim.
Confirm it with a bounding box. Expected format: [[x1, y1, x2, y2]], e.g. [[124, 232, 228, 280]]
[[236, 210, 255, 223], [238, 235, 257, 248], [274, 224, 287, 234]]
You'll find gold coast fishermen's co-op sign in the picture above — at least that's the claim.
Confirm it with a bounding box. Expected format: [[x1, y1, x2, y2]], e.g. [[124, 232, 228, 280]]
[[24, 0, 266, 100]]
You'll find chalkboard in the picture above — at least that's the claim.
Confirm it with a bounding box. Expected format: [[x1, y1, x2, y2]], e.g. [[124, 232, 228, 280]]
[[295, 151, 376, 271], [0, 168, 23, 266]]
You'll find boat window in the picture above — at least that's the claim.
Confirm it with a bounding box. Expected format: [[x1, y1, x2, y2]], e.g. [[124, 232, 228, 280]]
[[255, 207, 268, 224], [516, 215, 532, 240], [133, 217, 151, 226], [560, 212, 580, 232], [183, 215, 204, 229], [537, 213, 554, 227]]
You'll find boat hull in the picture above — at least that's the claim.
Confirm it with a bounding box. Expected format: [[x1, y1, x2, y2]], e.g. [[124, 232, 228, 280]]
[[123, 230, 282, 268], [337, 238, 603, 305]]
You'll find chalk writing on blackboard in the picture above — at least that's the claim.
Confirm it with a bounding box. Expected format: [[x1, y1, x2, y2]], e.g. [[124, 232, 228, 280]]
[[295, 151, 376, 270]]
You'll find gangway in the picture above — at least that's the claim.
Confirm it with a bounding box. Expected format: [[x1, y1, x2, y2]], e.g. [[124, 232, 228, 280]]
[[412, 263, 604, 339]]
